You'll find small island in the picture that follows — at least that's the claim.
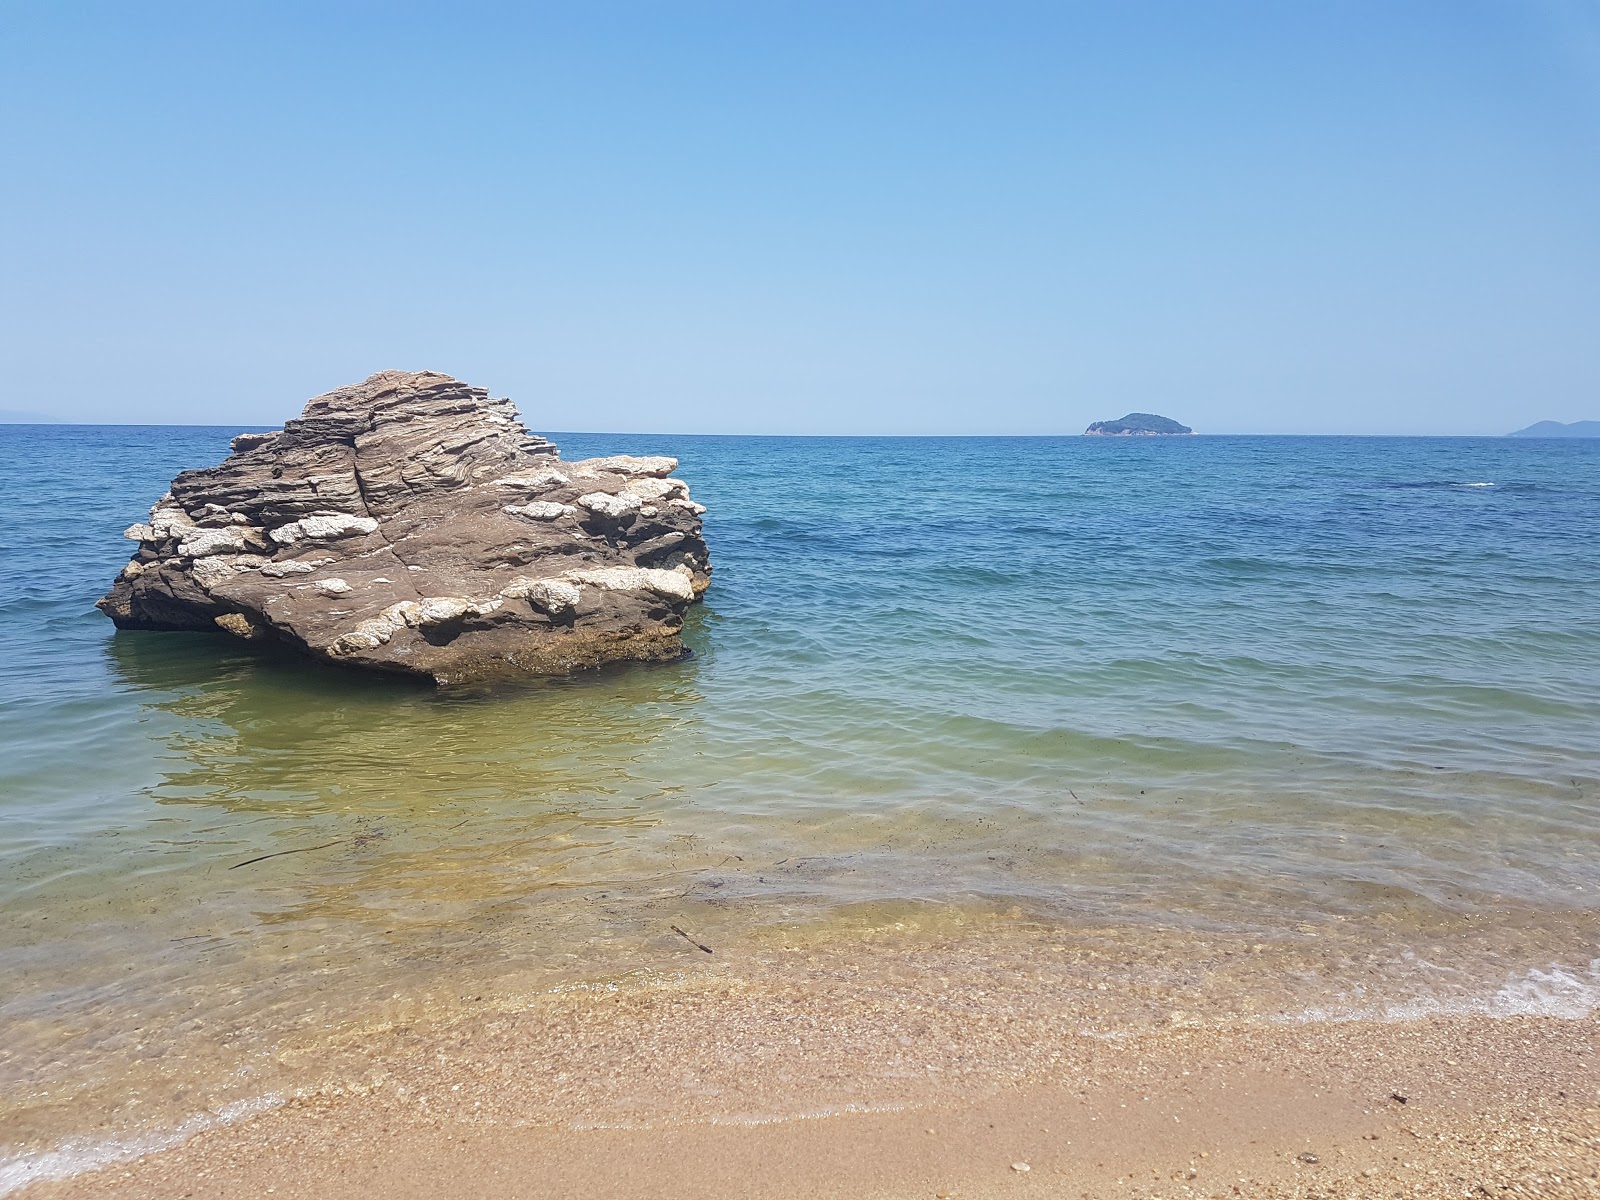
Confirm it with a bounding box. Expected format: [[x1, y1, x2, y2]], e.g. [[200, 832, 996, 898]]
[[1084, 412, 1193, 436]]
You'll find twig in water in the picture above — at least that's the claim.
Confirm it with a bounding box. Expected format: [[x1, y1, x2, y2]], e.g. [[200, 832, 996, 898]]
[[228, 839, 346, 870], [671, 925, 714, 954]]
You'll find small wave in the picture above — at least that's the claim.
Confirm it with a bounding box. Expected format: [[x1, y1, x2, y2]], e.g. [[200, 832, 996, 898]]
[[1286, 958, 1600, 1026], [704, 1101, 911, 1127], [568, 1101, 910, 1131], [0, 1094, 281, 1196]]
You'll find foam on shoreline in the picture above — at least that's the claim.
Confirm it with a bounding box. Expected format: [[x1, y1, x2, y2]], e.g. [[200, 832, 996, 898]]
[[0, 1095, 281, 1198], [9, 946, 1600, 1196], [1289, 957, 1600, 1025]]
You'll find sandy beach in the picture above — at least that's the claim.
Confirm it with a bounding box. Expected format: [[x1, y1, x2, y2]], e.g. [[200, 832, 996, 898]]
[[21, 926, 1600, 1200]]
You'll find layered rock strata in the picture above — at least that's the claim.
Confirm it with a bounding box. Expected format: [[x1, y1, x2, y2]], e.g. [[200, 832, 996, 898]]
[[98, 371, 711, 684]]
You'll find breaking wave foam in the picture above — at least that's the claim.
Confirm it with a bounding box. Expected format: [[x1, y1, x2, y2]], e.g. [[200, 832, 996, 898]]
[[1290, 958, 1600, 1025], [0, 1094, 282, 1196]]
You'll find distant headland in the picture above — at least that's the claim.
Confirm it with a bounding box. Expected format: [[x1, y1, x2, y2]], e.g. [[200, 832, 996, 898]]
[[1084, 413, 1193, 436], [1507, 420, 1600, 438]]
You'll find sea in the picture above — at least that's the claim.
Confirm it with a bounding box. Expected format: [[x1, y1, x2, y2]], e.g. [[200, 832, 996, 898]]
[[2, 426, 1598, 1190]]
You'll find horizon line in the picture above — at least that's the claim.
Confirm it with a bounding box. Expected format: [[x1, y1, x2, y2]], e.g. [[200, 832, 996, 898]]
[[0, 422, 1580, 440]]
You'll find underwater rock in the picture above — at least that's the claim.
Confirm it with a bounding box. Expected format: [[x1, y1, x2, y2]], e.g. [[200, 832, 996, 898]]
[[98, 370, 711, 684]]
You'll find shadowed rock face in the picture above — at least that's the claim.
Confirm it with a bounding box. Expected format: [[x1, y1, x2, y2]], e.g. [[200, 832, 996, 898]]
[[98, 371, 711, 684]]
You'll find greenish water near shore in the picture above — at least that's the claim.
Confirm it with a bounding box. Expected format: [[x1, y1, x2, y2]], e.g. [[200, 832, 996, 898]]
[[3, 427, 1599, 1185]]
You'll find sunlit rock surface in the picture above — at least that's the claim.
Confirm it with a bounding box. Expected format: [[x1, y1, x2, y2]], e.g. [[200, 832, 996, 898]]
[[98, 371, 711, 684]]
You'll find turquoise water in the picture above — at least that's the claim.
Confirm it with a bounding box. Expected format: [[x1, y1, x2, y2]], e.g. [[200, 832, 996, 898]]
[[3, 426, 1600, 1178]]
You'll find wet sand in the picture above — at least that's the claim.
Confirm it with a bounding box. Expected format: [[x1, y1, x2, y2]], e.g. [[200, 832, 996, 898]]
[[23, 931, 1600, 1200]]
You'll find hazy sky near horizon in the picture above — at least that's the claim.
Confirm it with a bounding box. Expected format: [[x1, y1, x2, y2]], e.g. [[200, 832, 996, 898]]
[[3, 2, 1598, 434]]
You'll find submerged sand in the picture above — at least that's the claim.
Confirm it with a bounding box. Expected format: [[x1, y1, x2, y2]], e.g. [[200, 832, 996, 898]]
[[20, 923, 1600, 1200]]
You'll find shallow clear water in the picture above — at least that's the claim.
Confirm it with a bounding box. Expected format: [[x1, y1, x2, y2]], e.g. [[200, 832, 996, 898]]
[[3, 426, 1599, 1178]]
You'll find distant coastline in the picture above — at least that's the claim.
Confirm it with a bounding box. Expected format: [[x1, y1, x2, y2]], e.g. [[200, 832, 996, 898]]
[[1507, 419, 1600, 438]]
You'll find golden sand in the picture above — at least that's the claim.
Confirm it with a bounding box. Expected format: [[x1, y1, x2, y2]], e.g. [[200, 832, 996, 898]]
[[21, 924, 1600, 1199]]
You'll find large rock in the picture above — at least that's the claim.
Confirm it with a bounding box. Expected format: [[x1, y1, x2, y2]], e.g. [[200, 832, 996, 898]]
[[98, 371, 711, 684]]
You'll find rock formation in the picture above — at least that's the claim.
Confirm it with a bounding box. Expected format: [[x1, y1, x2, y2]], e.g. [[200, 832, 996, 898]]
[[1084, 413, 1193, 436], [98, 371, 711, 684]]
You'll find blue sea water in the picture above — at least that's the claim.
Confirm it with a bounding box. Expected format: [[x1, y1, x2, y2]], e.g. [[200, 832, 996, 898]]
[[2, 425, 1599, 1177]]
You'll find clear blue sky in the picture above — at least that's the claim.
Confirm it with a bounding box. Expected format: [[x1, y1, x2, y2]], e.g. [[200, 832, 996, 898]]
[[2, 1, 1597, 433]]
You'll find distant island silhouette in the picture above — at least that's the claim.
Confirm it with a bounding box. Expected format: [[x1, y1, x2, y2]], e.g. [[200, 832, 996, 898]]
[[1084, 412, 1193, 436], [1507, 420, 1600, 438]]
